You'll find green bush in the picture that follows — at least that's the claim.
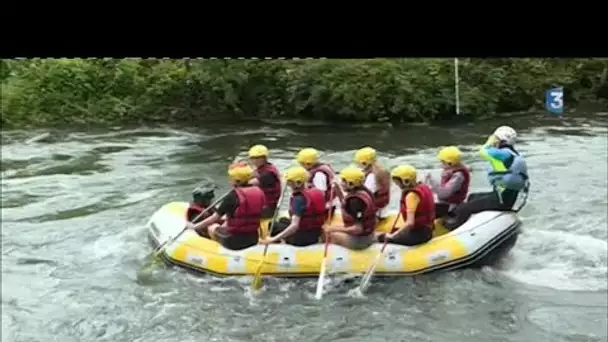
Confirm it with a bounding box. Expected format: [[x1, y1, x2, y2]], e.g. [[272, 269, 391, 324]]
[[2, 58, 607, 127]]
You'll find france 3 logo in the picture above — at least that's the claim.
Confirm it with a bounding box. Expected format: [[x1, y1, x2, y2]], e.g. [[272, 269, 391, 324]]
[[545, 87, 564, 116]]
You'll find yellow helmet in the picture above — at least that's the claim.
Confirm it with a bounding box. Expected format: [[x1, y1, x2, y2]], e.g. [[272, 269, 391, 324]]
[[296, 148, 319, 165], [228, 164, 254, 182], [284, 166, 309, 184], [339, 165, 365, 187], [248, 144, 269, 158], [437, 146, 462, 165], [354, 147, 376, 166], [391, 165, 417, 183]]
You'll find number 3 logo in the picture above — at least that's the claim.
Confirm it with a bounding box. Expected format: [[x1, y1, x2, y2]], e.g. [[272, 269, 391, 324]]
[[550, 91, 563, 109]]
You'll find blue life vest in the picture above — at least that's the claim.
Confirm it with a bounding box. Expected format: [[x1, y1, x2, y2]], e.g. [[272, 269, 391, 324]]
[[486, 148, 529, 191]]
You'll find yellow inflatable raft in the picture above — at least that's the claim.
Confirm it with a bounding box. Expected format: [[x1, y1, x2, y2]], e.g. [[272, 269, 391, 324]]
[[147, 201, 521, 277]]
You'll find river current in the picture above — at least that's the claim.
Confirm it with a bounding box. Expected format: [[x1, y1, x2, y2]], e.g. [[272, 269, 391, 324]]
[[2, 113, 607, 342]]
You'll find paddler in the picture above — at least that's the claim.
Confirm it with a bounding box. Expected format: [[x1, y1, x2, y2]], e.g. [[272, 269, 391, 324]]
[[424, 146, 471, 218], [187, 163, 264, 250], [185, 183, 217, 223], [295, 147, 338, 213], [247, 144, 283, 218], [353, 147, 391, 219], [260, 166, 326, 246], [445, 126, 530, 230], [376, 165, 435, 246], [323, 166, 377, 250]]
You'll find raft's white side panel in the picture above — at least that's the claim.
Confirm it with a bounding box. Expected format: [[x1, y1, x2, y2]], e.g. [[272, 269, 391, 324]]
[[452, 211, 520, 252], [147, 203, 190, 247]]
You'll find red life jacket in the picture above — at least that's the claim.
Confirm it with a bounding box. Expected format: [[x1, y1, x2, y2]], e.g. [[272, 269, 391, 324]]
[[226, 186, 265, 234], [341, 188, 377, 236], [186, 203, 213, 222], [256, 162, 282, 208], [364, 169, 390, 209], [440, 166, 471, 205], [307, 163, 336, 203], [400, 183, 436, 229], [289, 188, 326, 232]]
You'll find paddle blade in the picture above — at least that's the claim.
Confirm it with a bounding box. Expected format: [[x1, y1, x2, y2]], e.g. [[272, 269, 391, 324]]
[[151, 245, 166, 260], [251, 262, 264, 291], [357, 252, 383, 294], [314, 259, 328, 300], [140, 256, 161, 272], [357, 266, 376, 293], [140, 240, 168, 271]]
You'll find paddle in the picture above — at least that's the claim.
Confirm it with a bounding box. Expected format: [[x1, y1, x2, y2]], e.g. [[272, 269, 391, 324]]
[[314, 187, 337, 300], [513, 180, 531, 213], [356, 212, 402, 294], [251, 181, 289, 291], [144, 191, 230, 268]]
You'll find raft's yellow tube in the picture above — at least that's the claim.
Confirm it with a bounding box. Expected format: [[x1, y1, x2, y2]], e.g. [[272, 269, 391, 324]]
[[155, 201, 462, 277]]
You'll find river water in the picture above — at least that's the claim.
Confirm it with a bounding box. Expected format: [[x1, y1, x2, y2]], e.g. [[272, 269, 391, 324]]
[[2, 113, 607, 342]]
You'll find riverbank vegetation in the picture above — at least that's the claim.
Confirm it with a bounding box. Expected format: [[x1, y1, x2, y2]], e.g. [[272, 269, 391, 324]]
[[2, 58, 607, 127]]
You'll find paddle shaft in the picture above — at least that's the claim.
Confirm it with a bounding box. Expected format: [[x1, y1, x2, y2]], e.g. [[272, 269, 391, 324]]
[[376, 239, 390, 258], [263, 181, 288, 245], [322, 186, 337, 253], [314, 188, 336, 300], [362, 239, 390, 280], [252, 181, 289, 290], [358, 212, 402, 293]]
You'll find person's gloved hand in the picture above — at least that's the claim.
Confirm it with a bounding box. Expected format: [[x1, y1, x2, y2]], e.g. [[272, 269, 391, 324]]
[[440, 169, 454, 179], [259, 237, 275, 245], [485, 134, 499, 147]]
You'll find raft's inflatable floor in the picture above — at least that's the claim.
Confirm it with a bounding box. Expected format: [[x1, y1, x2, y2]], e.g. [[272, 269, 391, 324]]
[[147, 201, 521, 277]]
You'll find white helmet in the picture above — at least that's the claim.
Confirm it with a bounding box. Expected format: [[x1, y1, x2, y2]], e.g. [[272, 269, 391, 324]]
[[493, 126, 517, 145]]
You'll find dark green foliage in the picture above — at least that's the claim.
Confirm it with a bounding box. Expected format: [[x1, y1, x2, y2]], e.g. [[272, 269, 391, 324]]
[[2, 58, 607, 127]]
